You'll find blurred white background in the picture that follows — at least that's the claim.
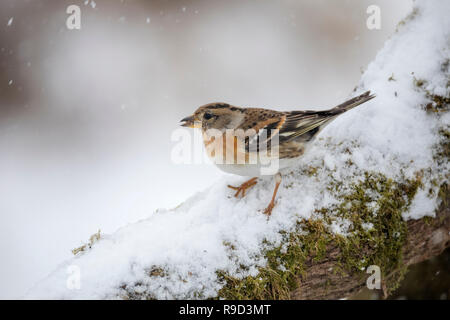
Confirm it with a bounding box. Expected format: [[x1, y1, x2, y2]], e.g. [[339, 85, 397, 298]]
[[0, 0, 412, 298]]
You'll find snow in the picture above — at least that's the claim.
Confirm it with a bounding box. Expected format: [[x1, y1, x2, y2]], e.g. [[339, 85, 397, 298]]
[[25, 0, 449, 299], [84, 0, 96, 9], [330, 219, 353, 236], [362, 222, 374, 232], [7, 17, 13, 26]]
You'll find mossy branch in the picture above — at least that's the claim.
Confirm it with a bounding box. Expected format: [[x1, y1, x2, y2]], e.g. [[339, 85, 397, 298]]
[[217, 178, 449, 300]]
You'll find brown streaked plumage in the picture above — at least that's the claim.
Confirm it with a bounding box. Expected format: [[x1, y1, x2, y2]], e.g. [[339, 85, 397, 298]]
[[180, 91, 375, 216]]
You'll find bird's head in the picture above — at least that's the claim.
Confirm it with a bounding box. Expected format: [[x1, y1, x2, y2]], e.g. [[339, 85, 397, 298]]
[[180, 103, 245, 131]]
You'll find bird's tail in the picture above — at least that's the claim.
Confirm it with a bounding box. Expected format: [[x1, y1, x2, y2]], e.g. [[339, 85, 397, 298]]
[[328, 91, 375, 114]]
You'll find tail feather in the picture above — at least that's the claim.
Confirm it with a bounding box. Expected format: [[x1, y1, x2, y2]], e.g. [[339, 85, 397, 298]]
[[278, 90, 375, 143], [330, 91, 375, 114]]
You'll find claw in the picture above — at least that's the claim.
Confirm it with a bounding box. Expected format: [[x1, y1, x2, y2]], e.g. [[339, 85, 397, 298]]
[[263, 173, 282, 217], [263, 201, 275, 216], [227, 177, 258, 198]]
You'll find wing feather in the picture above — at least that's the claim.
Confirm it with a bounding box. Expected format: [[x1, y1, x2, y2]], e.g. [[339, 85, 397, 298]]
[[242, 91, 374, 156]]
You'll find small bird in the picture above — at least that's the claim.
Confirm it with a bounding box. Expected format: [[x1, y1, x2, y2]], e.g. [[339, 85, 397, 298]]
[[181, 91, 375, 216]]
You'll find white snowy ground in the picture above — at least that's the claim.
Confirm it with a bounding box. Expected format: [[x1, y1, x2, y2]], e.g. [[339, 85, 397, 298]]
[[26, 0, 449, 299]]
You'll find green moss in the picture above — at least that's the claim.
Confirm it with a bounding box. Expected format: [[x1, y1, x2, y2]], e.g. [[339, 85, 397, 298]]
[[437, 182, 448, 211], [331, 172, 422, 288], [396, 7, 419, 32], [304, 166, 319, 177], [217, 219, 329, 300], [216, 172, 422, 299]]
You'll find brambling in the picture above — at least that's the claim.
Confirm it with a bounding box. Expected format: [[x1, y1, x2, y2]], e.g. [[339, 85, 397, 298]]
[[181, 91, 375, 216]]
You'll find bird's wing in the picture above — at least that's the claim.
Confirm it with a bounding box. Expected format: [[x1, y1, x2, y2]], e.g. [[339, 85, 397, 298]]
[[244, 91, 374, 153], [278, 91, 375, 142]]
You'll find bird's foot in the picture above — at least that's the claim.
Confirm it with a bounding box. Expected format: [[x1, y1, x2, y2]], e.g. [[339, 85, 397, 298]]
[[263, 173, 282, 217], [228, 177, 258, 198]]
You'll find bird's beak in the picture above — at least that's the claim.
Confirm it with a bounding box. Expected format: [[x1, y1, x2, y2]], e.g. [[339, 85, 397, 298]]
[[180, 115, 199, 128]]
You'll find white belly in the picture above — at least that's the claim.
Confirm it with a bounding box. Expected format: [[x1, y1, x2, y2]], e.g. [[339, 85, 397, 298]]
[[215, 163, 265, 177]]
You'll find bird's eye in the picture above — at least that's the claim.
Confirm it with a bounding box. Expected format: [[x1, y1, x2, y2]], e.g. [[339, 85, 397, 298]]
[[204, 112, 213, 120]]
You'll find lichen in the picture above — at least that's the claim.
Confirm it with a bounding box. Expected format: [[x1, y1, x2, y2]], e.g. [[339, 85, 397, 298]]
[[395, 7, 419, 32], [435, 128, 450, 165], [216, 172, 422, 299]]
